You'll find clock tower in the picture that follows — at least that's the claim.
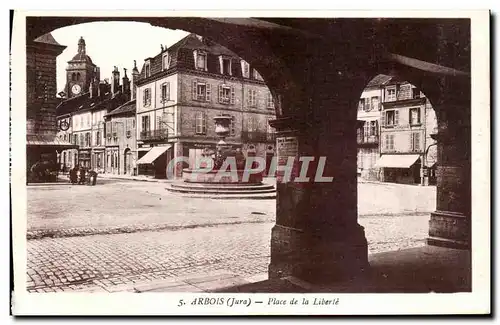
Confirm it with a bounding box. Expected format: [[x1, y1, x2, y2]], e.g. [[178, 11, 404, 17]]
[[65, 36, 100, 98]]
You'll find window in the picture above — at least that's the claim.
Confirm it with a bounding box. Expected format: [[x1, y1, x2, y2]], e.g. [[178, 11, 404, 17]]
[[96, 131, 101, 146], [162, 52, 170, 70], [112, 122, 117, 140], [192, 81, 211, 102], [397, 84, 412, 100], [194, 50, 207, 71], [219, 56, 232, 75], [161, 82, 170, 103], [141, 115, 150, 133], [96, 154, 101, 168], [411, 132, 421, 151], [73, 134, 78, 145], [241, 60, 250, 78], [105, 121, 112, 139], [385, 134, 395, 151], [409, 107, 421, 125], [386, 87, 397, 102], [267, 92, 274, 109], [195, 112, 207, 134], [144, 62, 151, 78], [72, 73, 76, 81], [247, 89, 257, 107], [77, 73, 81, 81], [371, 96, 380, 111], [370, 120, 377, 136], [109, 152, 113, 168], [218, 84, 235, 104], [79, 134, 84, 147], [143, 88, 151, 107], [247, 116, 257, 132], [85, 132, 91, 147], [385, 110, 399, 127], [86, 115, 90, 126], [358, 99, 365, 111]]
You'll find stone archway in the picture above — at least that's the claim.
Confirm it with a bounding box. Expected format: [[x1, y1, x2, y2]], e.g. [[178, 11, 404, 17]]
[[25, 15, 471, 284]]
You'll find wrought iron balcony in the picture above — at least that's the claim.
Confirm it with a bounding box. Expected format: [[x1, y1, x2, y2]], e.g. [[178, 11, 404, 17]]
[[140, 129, 169, 141]]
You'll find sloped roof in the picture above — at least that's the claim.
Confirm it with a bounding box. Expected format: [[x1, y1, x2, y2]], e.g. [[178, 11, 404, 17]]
[[137, 33, 243, 83], [56, 84, 120, 116], [366, 74, 392, 88], [105, 100, 136, 117], [34, 33, 61, 46]]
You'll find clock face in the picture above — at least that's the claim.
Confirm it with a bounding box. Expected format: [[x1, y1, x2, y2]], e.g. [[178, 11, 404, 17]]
[[71, 84, 81, 95]]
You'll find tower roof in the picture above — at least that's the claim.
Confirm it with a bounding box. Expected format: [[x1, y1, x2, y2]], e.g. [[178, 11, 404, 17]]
[[69, 36, 94, 64]]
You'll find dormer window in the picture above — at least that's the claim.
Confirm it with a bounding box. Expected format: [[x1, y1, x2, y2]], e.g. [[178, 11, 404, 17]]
[[144, 61, 151, 78], [219, 56, 232, 76], [162, 52, 170, 70], [241, 60, 250, 78], [193, 50, 207, 71]]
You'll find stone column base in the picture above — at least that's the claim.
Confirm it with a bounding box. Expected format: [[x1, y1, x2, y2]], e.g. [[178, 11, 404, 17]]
[[268, 224, 369, 284], [427, 210, 470, 249]]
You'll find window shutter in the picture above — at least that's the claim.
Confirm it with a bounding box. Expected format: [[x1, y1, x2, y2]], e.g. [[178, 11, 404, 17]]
[[202, 112, 207, 134], [193, 51, 197, 69], [166, 82, 170, 101], [192, 113, 197, 130], [380, 111, 386, 127], [247, 89, 251, 106], [230, 86, 235, 104], [410, 133, 414, 151], [418, 107, 421, 124], [206, 84, 211, 102], [192, 81, 197, 100], [218, 85, 223, 103], [416, 133, 420, 150], [394, 110, 399, 126]]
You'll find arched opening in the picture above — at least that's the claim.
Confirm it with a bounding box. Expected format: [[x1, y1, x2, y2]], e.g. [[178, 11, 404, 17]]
[[76, 72, 81, 81], [24, 16, 472, 293], [355, 73, 439, 254], [71, 72, 76, 81]]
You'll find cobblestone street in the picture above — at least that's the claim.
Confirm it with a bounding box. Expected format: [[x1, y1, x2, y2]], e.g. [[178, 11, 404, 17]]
[[26, 179, 436, 292]]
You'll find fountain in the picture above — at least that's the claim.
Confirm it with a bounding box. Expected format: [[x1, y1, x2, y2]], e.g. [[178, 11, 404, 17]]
[[166, 114, 276, 199]]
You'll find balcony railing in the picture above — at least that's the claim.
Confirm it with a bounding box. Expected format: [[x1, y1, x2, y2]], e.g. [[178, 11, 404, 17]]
[[242, 131, 276, 143], [140, 129, 169, 141], [357, 135, 379, 145]]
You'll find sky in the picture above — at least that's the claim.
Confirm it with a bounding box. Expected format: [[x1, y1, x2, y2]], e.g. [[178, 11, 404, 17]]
[[51, 22, 190, 94]]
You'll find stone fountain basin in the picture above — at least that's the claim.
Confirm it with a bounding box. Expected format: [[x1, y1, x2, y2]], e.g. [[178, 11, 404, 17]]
[[182, 168, 263, 184]]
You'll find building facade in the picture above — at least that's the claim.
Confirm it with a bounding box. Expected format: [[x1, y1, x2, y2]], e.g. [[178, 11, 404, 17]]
[[377, 80, 438, 185], [104, 100, 137, 175], [134, 34, 276, 179], [356, 75, 391, 181], [26, 33, 75, 182]]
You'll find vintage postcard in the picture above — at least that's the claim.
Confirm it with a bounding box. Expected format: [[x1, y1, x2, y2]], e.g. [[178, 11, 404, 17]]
[[10, 9, 490, 316]]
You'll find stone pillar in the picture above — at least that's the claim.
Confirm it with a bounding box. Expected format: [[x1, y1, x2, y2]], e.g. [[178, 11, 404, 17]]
[[427, 104, 471, 249], [268, 111, 369, 283]]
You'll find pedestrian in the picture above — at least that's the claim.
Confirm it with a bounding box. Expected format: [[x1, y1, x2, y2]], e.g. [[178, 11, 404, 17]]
[[79, 166, 86, 185], [89, 170, 97, 186]]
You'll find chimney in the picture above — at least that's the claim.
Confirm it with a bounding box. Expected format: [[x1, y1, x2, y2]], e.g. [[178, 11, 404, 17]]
[[111, 66, 120, 95], [122, 68, 130, 100], [98, 82, 107, 97], [89, 79, 94, 98], [131, 60, 140, 100]]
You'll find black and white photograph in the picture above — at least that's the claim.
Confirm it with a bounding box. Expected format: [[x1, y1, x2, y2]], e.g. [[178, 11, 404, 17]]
[[10, 9, 490, 316]]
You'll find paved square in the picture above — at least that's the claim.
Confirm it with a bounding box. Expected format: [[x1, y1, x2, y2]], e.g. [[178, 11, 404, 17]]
[[26, 179, 436, 292]]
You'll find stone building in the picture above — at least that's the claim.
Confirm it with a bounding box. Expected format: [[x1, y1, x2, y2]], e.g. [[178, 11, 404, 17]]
[[376, 79, 438, 185], [356, 74, 391, 181], [103, 99, 137, 175], [134, 33, 276, 178], [56, 37, 129, 171], [26, 33, 75, 182]]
